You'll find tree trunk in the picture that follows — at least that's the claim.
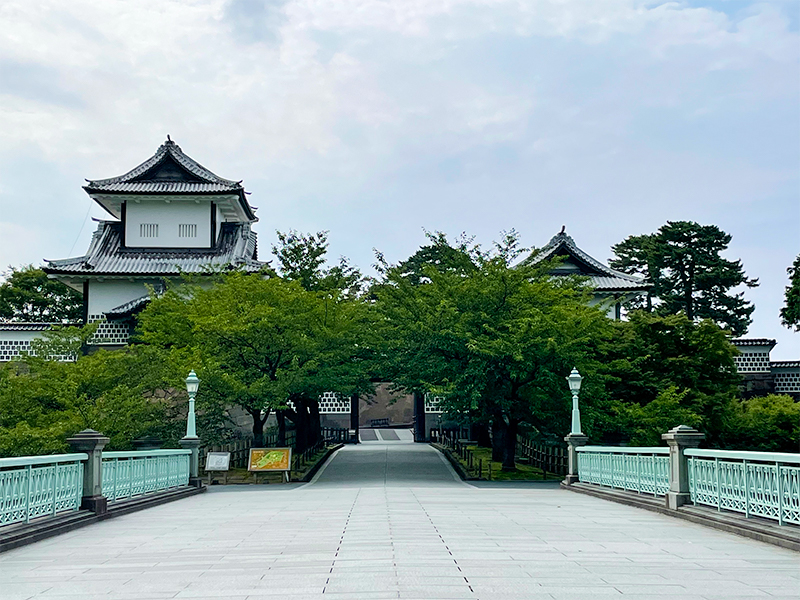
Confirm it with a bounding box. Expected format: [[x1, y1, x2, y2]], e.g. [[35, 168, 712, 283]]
[[491, 417, 506, 462], [249, 408, 265, 447], [293, 399, 309, 452], [472, 422, 491, 447], [309, 400, 321, 446], [502, 420, 519, 471], [277, 411, 286, 446]]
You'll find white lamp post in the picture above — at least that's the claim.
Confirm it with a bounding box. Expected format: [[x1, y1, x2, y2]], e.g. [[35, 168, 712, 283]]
[[180, 370, 202, 486], [184, 370, 200, 439], [566, 367, 583, 435], [563, 367, 588, 485]]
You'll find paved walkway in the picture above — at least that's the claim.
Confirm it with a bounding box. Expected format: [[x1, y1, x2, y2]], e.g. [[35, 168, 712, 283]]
[[0, 439, 798, 599]]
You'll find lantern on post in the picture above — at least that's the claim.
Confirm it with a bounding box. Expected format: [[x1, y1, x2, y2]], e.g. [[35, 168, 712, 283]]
[[184, 370, 200, 439], [566, 368, 583, 435], [180, 370, 202, 487], [563, 367, 588, 485]]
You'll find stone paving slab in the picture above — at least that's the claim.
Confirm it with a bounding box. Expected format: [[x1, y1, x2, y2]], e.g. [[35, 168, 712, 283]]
[[0, 441, 797, 600]]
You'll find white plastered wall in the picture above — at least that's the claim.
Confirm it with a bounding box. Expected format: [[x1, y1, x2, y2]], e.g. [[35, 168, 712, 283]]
[[87, 280, 159, 316], [125, 200, 212, 248]]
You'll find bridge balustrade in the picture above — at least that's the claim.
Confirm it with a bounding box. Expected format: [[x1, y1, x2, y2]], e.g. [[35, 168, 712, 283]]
[[101, 450, 191, 503], [0, 454, 87, 526], [576, 445, 800, 526], [686, 449, 800, 526], [577, 446, 670, 497]]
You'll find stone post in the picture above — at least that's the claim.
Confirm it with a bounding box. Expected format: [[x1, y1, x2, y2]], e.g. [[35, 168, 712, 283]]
[[662, 425, 705, 509], [180, 437, 202, 488], [67, 429, 110, 515], [563, 433, 589, 485]]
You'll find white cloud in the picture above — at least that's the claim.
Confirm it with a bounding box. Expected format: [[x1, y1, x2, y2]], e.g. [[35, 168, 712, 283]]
[[0, 0, 797, 355]]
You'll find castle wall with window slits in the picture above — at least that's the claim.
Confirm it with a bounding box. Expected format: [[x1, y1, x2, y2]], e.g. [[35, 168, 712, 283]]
[[773, 369, 800, 394], [286, 392, 351, 414], [88, 315, 131, 345], [425, 394, 444, 414], [734, 350, 772, 373]]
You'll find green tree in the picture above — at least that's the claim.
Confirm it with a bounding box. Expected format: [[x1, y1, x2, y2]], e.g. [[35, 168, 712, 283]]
[[722, 395, 800, 452], [373, 232, 610, 469], [273, 230, 363, 295], [138, 272, 374, 449], [595, 312, 741, 445], [0, 334, 183, 457], [0, 265, 83, 323], [780, 254, 800, 331], [610, 221, 758, 336]]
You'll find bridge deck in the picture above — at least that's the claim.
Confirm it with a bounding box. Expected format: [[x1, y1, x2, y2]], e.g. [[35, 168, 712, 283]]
[[0, 441, 797, 599]]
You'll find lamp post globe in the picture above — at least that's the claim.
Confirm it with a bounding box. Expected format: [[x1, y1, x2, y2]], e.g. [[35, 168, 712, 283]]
[[184, 370, 200, 439], [185, 370, 200, 397], [566, 367, 583, 435], [567, 368, 582, 394]]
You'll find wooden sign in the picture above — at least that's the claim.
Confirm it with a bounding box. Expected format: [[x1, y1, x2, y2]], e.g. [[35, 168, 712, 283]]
[[248, 448, 292, 472], [205, 452, 231, 471]]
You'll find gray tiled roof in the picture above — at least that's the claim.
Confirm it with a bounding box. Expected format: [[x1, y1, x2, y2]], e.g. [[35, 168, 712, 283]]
[[88, 182, 239, 194], [0, 322, 65, 331], [524, 231, 649, 292], [44, 221, 266, 277], [771, 360, 800, 369], [83, 138, 256, 221], [105, 294, 154, 318], [732, 338, 778, 347]]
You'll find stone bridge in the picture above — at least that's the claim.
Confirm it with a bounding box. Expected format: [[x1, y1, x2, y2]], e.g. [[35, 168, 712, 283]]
[[1, 434, 797, 600]]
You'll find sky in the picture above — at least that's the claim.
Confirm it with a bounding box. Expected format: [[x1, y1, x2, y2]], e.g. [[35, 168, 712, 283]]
[[0, 0, 797, 358]]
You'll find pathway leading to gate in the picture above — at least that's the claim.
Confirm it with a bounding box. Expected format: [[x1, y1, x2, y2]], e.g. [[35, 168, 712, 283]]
[[1, 438, 797, 599]]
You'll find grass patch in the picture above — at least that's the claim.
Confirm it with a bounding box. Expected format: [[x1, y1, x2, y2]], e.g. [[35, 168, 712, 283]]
[[456, 446, 552, 481]]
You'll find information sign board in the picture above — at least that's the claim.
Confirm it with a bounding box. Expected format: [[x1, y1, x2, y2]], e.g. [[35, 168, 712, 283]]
[[248, 448, 292, 472], [205, 452, 231, 471]]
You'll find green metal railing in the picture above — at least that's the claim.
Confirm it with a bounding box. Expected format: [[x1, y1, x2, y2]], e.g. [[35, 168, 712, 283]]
[[577, 446, 670, 497], [687, 449, 800, 526], [0, 454, 87, 526], [102, 450, 191, 503]]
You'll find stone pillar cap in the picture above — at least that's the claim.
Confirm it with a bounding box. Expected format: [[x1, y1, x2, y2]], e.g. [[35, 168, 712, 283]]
[[67, 429, 110, 442], [661, 424, 705, 442]]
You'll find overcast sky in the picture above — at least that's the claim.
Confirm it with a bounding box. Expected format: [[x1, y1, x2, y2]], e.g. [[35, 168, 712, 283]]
[[0, 0, 797, 357]]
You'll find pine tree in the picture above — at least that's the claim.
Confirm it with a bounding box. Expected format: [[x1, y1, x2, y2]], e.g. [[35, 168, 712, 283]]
[[610, 221, 758, 336]]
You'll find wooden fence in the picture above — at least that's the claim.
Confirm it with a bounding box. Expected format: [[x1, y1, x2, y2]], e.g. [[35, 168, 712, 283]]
[[516, 436, 567, 478]]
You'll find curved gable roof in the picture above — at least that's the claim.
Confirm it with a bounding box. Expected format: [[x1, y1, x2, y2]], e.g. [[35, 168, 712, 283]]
[[83, 138, 257, 222], [524, 230, 649, 292]]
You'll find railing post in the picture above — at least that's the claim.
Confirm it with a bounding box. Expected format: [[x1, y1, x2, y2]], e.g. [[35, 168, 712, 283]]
[[563, 433, 589, 485], [67, 429, 110, 515], [179, 437, 202, 488], [662, 425, 705, 510]]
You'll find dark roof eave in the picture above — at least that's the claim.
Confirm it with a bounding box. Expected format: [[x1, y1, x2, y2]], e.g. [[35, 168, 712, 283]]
[[82, 187, 257, 222]]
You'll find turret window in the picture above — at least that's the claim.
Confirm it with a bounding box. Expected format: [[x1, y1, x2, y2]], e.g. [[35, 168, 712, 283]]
[[139, 223, 158, 238], [178, 224, 198, 238]]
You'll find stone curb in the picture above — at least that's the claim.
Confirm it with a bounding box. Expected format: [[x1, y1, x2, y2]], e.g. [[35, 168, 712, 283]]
[[562, 481, 800, 552], [0, 485, 206, 554], [300, 443, 344, 482], [430, 443, 479, 481]]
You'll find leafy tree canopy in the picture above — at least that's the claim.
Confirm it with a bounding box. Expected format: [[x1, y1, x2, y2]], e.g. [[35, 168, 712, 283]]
[[610, 221, 758, 336], [0, 265, 83, 323], [0, 330, 184, 457], [273, 230, 363, 295], [373, 231, 610, 468], [138, 272, 375, 447], [595, 312, 740, 445], [780, 254, 800, 331]]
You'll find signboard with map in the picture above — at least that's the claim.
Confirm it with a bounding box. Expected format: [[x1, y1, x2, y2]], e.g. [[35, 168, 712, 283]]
[[248, 448, 292, 472]]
